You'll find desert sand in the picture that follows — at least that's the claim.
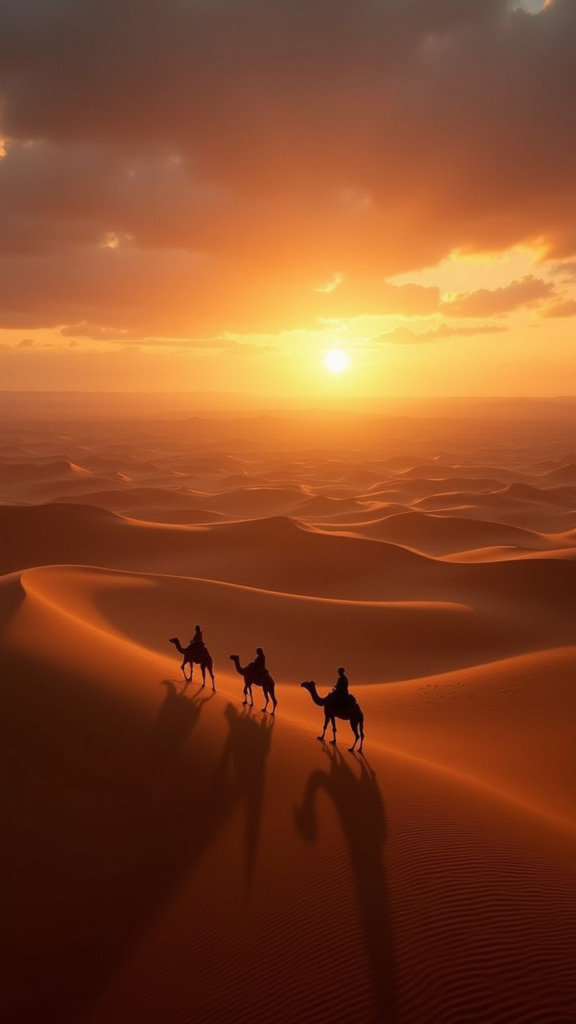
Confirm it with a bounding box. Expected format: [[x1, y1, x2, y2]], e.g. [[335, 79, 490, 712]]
[[1, 399, 575, 1023]]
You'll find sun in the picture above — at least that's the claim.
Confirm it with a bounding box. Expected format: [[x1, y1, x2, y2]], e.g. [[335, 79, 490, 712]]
[[324, 349, 350, 374]]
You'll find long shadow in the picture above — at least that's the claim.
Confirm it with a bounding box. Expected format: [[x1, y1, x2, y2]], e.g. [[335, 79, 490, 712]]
[[145, 679, 215, 780], [215, 703, 275, 887], [1, 653, 252, 1024], [294, 746, 397, 1023]]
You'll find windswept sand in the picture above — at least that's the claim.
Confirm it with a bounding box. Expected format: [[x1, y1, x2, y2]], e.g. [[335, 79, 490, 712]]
[[1, 407, 575, 1024]]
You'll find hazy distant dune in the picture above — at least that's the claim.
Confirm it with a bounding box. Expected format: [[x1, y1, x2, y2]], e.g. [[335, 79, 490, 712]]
[[125, 507, 228, 525], [47, 486, 212, 511], [340, 509, 550, 555], [538, 462, 576, 485]]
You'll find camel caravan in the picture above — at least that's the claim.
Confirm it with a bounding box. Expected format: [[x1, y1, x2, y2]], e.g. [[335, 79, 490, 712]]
[[168, 628, 365, 753]]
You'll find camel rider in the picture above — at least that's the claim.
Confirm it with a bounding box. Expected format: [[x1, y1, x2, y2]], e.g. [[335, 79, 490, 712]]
[[333, 666, 349, 700], [190, 624, 205, 654], [253, 647, 267, 682]]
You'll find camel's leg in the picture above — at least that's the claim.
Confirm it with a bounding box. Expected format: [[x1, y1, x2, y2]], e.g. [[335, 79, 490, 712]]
[[317, 714, 329, 742], [329, 717, 337, 745], [349, 722, 359, 753], [359, 718, 364, 753], [181, 660, 191, 683], [200, 663, 206, 689], [209, 663, 216, 691], [242, 684, 249, 706], [270, 691, 277, 716], [261, 691, 269, 714]]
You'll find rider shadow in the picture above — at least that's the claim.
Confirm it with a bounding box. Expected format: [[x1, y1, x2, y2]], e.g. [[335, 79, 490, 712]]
[[145, 680, 215, 781], [294, 746, 397, 1023], [215, 703, 275, 888]]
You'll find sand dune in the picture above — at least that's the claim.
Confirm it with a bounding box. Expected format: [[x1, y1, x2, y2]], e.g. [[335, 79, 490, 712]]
[[48, 486, 212, 510], [539, 461, 576, 485], [3, 561, 575, 1024], [2, 408, 575, 1024], [337, 509, 551, 554], [413, 489, 576, 531]]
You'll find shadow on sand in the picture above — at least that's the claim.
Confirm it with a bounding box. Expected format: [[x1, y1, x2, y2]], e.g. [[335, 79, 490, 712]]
[[216, 703, 275, 886], [2, 662, 274, 1024], [294, 745, 397, 1023], [145, 678, 215, 778]]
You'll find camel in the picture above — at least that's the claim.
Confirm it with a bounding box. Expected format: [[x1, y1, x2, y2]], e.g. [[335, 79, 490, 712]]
[[168, 637, 215, 690], [301, 681, 364, 752], [229, 654, 277, 714]]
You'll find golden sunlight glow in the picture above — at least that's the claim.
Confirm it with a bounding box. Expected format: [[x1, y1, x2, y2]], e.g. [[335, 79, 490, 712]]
[[324, 349, 350, 373]]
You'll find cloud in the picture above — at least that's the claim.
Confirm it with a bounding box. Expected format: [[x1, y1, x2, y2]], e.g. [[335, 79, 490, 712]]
[[318, 279, 440, 318], [0, 0, 575, 336], [371, 327, 424, 345], [439, 275, 555, 317], [550, 260, 576, 283], [539, 298, 576, 318], [60, 322, 143, 342], [17, 337, 34, 347], [371, 322, 506, 345]]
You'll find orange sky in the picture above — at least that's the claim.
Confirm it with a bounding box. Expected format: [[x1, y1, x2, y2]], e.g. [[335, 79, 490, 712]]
[[0, 0, 575, 397]]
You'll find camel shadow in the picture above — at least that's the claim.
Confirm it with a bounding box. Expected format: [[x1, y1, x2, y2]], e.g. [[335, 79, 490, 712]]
[[145, 679, 215, 779], [2, 662, 238, 1024], [215, 703, 275, 887], [294, 746, 397, 1023]]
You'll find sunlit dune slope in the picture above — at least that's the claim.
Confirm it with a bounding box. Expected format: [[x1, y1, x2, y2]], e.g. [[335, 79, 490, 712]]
[[9, 561, 575, 828], [6, 562, 558, 685]]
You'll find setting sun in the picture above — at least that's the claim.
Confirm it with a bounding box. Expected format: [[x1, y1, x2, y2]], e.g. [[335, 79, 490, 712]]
[[324, 349, 350, 373]]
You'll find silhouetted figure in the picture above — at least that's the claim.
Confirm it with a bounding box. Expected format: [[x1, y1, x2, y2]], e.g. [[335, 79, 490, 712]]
[[253, 647, 266, 678], [168, 635, 215, 690], [301, 677, 364, 751], [190, 624, 204, 654], [229, 651, 277, 714], [333, 666, 349, 700]]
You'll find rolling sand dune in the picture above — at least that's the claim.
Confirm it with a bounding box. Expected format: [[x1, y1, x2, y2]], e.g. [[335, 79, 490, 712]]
[[48, 486, 213, 511], [364, 477, 507, 501], [539, 462, 576, 485], [2, 503, 575, 612], [2, 408, 575, 1024], [413, 490, 576, 531], [334, 509, 551, 555]]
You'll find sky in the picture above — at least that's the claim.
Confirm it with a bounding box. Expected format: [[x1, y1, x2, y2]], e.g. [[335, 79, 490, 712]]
[[0, 0, 575, 399]]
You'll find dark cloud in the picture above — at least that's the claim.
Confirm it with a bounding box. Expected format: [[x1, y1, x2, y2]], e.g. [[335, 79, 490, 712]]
[[0, 0, 575, 335]]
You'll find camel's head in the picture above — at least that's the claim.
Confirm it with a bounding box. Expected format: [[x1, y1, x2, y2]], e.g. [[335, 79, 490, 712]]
[[229, 654, 239, 661], [301, 680, 315, 691]]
